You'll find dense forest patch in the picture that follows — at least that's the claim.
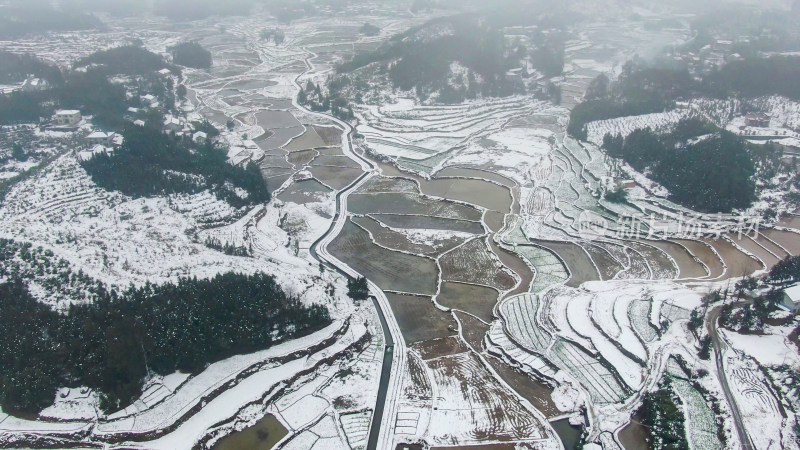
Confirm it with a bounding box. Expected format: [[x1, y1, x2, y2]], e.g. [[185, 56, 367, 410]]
[[82, 125, 269, 207], [311, 11, 566, 113], [169, 42, 213, 69], [0, 272, 330, 415], [0, 47, 175, 129], [602, 119, 756, 212], [0, 51, 63, 85], [74, 45, 178, 76]]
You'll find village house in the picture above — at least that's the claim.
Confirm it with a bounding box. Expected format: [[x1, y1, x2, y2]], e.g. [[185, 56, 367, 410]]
[[53, 110, 82, 127], [193, 131, 208, 142], [21, 77, 47, 92], [745, 113, 771, 128], [782, 285, 800, 312], [163, 116, 183, 133], [86, 131, 117, 146]]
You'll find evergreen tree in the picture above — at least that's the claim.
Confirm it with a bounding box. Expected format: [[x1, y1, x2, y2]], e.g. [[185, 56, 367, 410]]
[[347, 277, 369, 301]]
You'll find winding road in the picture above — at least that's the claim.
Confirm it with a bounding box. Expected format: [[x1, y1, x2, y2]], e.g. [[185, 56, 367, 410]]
[[291, 48, 405, 450], [706, 303, 754, 450]]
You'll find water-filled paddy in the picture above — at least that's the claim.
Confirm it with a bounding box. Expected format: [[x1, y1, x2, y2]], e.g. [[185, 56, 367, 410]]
[[618, 413, 650, 450], [489, 240, 534, 298], [762, 228, 800, 255], [437, 281, 499, 322], [421, 178, 513, 213], [435, 167, 516, 188], [673, 239, 723, 279], [704, 237, 762, 278], [254, 110, 304, 149], [646, 240, 707, 279], [312, 155, 361, 168], [329, 221, 438, 295], [309, 165, 362, 190], [384, 293, 456, 344], [283, 127, 327, 151], [226, 79, 277, 90], [484, 210, 506, 233], [730, 233, 780, 269], [537, 241, 600, 287]]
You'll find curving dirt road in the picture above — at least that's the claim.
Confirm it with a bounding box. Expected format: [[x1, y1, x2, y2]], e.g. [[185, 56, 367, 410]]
[[706, 303, 754, 450]]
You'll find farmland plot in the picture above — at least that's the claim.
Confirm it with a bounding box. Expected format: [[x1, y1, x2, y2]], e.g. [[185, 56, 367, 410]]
[[628, 300, 658, 343], [627, 241, 678, 279], [725, 355, 786, 450], [420, 177, 513, 213], [328, 220, 438, 295], [352, 215, 469, 257], [308, 165, 363, 190], [283, 127, 327, 152], [584, 243, 624, 280], [276, 179, 332, 205], [425, 352, 558, 447], [348, 192, 483, 221], [384, 293, 457, 344], [356, 176, 419, 194], [499, 294, 552, 353], [436, 281, 500, 323], [537, 241, 600, 287], [666, 360, 722, 450], [648, 240, 708, 279], [440, 238, 517, 292], [371, 214, 485, 235], [509, 245, 570, 294]]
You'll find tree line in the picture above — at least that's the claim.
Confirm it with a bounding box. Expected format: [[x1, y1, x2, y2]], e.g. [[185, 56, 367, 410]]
[[0, 272, 330, 415], [570, 56, 800, 141]]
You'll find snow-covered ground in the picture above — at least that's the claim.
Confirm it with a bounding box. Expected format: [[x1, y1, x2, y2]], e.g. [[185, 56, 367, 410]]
[[2, 2, 799, 450]]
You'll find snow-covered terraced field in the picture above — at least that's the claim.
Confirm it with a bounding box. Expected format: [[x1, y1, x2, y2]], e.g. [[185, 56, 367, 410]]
[[494, 279, 710, 439]]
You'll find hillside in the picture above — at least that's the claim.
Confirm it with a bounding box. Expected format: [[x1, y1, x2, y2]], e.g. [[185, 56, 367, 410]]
[[81, 126, 270, 208], [308, 13, 566, 112], [602, 119, 758, 212], [0, 271, 330, 414]]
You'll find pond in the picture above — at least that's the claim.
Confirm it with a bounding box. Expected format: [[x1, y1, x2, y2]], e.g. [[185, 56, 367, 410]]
[[212, 414, 288, 450], [618, 413, 650, 450], [551, 418, 583, 450]]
